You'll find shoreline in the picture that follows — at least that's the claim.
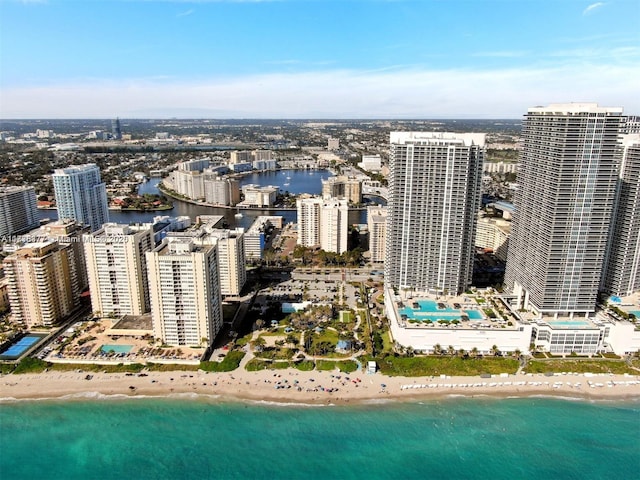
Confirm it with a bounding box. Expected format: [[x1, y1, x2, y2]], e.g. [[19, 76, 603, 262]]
[[2, 369, 639, 406]]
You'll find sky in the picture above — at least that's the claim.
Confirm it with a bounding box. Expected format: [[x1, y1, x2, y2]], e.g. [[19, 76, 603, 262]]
[[0, 0, 639, 118]]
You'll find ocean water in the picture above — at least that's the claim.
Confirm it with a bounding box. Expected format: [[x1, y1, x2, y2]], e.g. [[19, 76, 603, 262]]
[[1, 397, 638, 479]]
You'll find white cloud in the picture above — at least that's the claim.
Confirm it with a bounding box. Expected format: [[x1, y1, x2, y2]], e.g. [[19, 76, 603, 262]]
[[583, 2, 606, 15], [2, 64, 638, 118], [177, 8, 194, 16]]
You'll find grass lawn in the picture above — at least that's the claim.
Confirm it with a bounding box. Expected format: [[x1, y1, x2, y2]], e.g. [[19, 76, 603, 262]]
[[245, 359, 290, 371], [336, 360, 359, 373], [199, 351, 245, 372], [10, 358, 206, 374], [292, 360, 314, 371], [315, 360, 338, 371], [254, 347, 296, 360], [376, 355, 519, 377], [311, 328, 339, 345], [525, 359, 635, 375], [314, 359, 359, 372], [381, 330, 394, 354]]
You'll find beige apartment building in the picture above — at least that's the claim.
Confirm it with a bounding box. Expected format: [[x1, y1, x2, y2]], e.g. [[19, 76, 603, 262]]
[[321, 176, 362, 204], [3, 241, 79, 327], [83, 224, 154, 317], [146, 238, 223, 347], [367, 206, 387, 263]]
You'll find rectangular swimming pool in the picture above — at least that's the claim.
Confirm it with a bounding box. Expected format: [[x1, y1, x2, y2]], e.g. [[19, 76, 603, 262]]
[[100, 344, 133, 354], [547, 321, 590, 327], [399, 300, 485, 322]]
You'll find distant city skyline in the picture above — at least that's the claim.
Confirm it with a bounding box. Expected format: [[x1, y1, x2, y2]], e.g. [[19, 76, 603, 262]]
[[1, 0, 638, 118]]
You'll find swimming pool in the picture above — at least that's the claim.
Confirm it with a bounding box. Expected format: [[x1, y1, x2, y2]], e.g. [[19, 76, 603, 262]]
[[547, 320, 590, 327], [465, 310, 484, 320], [628, 311, 640, 318], [0, 334, 48, 360], [399, 300, 484, 322], [100, 344, 133, 354]]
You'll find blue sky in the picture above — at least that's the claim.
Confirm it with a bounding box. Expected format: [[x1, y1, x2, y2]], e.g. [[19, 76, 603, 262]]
[[1, 0, 638, 118]]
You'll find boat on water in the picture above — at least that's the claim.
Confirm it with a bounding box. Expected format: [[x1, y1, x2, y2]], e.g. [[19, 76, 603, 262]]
[[234, 209, 243, 219]]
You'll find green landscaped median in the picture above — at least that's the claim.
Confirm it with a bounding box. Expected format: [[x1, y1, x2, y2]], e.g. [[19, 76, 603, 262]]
[[525, 359, 636, 375], [375, 355, 519, 377]]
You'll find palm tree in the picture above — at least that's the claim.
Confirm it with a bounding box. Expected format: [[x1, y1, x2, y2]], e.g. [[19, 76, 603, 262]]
[[471, 347, 479, 358], [434, 344, 442, 356], [286, 334, 298, 348], [252, 336, 266, 353], [447, 345, 456, 356], [491, 345, 501, 356]]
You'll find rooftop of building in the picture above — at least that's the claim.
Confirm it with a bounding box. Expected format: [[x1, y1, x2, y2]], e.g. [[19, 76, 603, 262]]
[[528, 103, 624, 115], [246, 216, 284, 235], [152, 237, 214, 256], [0, 185, 34, 194], [111, 313, 153, 331], [390, 131, 486, 147], [386, 288, 520, 331], [53, 163, 99, 174]]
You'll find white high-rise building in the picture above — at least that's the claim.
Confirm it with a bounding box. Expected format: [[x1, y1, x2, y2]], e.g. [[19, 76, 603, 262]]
[[320, 198, 349, 254], [297, 196, 322, 248], [367, 206, 387, 263], [602, 134, 640, 297], [244, 216, 283, 261], [0, 186, 39, 237], [505, 103, 624, 317], [202, 229, 246, 296], [3, 241, 79, 327], [52, 164, 109, 231], [84, 224, 154, 317], [297, 196, 349, 254], [359, 154, 382, 173], [146, 238, 223, 347], [385, 132, 485, 295]]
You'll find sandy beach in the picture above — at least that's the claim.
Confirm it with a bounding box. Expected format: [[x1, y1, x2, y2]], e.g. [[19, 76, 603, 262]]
[[2, 368, 639, 404]]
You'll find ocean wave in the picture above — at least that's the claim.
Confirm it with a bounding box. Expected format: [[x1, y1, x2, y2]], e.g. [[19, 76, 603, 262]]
[[244, 399, 331, 408]]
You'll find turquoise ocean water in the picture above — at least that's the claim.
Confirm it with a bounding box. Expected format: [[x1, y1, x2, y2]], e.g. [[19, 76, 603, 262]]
[[1, 396, 639, 479]]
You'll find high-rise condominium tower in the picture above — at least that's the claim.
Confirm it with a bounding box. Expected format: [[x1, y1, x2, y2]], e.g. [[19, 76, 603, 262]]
[[602, 134, 640, 297], [0, 186, 39, 237], [52, 164, 109, 232], [385, 132, 485, 295], [296, 196, 349, 254], [3, 241, 79, 327], [84, 224, 154, 317], [146, 238, 223, 347], [505, 103, 624, 317]]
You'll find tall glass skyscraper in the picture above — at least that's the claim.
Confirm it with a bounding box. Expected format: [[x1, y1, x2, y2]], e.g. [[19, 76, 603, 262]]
[[602, 134, 640, 297], [505, 103, 624, 317], [385, 132, 485, 295], [52, 164, 109, 232]]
